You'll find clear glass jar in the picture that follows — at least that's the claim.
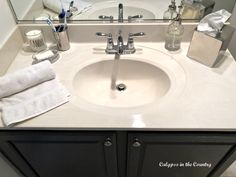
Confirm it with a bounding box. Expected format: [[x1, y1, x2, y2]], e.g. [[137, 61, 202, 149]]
[[165, 15, 184, 51], [25, 30, 47, 52]]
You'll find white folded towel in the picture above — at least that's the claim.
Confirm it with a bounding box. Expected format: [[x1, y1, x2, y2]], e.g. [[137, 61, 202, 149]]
[[43, 0, 92, 14], [0, 61, 69, 126], [0, 61, 55, 99]]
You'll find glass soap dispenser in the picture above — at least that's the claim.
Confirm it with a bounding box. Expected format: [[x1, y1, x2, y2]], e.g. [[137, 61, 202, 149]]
[[164, 13, 184, 51], [163, 0, 177, 20]]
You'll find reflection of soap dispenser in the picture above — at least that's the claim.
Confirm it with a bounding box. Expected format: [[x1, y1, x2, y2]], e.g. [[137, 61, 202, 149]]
[[178, 0, 184, 16], [165, 12, 184, 51], [163, 0, 177, 20]]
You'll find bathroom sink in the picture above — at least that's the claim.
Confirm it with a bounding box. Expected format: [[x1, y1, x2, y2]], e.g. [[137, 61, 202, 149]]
[[73, 59, 171, 108], [87, 6, 155, 19], [75, 1, 156, 20]]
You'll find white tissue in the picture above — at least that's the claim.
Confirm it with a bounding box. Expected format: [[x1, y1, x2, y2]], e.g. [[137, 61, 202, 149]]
[[197, 9, 232, 37]]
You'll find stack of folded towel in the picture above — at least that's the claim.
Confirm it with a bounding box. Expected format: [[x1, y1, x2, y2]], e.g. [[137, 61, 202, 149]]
[[43, 0, 92, 14], [0, 61, 70, 126]]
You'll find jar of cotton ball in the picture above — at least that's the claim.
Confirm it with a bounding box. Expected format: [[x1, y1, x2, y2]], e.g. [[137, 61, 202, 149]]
[[25, 30, 47, 52]]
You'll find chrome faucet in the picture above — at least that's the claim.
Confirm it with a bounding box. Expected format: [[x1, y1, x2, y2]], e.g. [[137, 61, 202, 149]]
[[96, 31, 145, 55], [117, 31, 124, 54], [98, 3, 143, 23], [118, 3, 123, 23]]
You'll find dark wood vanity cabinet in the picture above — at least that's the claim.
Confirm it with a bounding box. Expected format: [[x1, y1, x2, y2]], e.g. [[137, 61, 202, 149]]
[[127, 133, 236, 177], [0, 131, 118, 177], [1, 131, 236, 177]]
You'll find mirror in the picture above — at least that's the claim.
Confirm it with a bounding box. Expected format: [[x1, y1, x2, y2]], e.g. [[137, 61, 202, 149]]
[[8, 0, 236, 23]]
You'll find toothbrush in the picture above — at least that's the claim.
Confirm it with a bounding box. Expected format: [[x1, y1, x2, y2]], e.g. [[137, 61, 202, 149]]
[[59, 8, 66, 19], [59, 0, 63, 10], [46, 19, 57, 32], [58, 0, 66, 20], [63, 11, 67, 30], [69, 1, 74, 11]]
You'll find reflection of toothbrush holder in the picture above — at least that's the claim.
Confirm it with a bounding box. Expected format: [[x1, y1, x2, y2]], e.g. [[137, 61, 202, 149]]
[[53, 26, 70, 51]]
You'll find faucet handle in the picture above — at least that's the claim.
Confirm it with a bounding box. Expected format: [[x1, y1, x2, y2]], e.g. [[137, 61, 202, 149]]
[[98, 15, 114, 23], [126, 32, 145, 54], [96, 32, 112, 37], [128, 32, 145, 37], [128, 15, 143, 22], [96, 32, 115, 52]]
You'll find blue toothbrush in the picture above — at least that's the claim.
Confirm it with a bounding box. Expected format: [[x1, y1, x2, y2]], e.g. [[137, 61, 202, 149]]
[[46, 19, 57, 32]]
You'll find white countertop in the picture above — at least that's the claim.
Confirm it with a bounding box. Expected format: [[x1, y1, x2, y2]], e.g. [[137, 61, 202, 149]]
[[1, 42, 236, 130]]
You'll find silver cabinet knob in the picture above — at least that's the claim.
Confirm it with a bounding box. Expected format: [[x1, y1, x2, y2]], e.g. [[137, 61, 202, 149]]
[[96, 32, 114, 52], [104, 138, 113, 147], [132, 138, 141, 147]]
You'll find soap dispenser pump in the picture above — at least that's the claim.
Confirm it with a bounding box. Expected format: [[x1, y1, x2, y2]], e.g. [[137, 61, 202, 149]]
[[164, 11, 184, 51], [163, 0, 178, 20]]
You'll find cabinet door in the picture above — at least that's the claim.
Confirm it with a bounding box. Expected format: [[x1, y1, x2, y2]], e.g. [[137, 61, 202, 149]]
[[127, 133, 235, 177], [0, 131, 118, 177]]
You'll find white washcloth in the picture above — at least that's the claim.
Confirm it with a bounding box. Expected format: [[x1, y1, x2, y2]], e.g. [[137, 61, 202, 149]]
[[0, 61, 55, 99], [43, 0, 92, 14], [0, 61, 70, 126]]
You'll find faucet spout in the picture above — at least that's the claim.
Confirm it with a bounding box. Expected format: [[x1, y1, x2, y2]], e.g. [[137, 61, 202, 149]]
[[117, 35, 124, 54], [118, 3, 123, 23]]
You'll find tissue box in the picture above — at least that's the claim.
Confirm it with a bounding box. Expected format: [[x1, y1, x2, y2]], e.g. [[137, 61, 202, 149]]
[[187, 25, 235, 67]]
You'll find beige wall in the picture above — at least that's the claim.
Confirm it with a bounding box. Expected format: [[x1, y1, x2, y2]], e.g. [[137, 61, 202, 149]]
[[0, 1, 23, 76], [229, 4, 236, 59], [0, 0, 16, 47], [9, 0, 36, 19], [0, 2, 21, 176], [213, 0, 236, 12]]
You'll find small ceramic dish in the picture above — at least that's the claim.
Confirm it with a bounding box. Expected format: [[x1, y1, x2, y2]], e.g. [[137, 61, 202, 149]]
[[32, 49, 60, 64]]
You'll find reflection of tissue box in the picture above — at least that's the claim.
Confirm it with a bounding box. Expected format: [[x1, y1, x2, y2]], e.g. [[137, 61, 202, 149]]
[[187, 25, 235, 67]]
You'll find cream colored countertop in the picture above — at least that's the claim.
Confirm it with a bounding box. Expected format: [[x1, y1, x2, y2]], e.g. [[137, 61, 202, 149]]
[[1, 42, 236, 130]]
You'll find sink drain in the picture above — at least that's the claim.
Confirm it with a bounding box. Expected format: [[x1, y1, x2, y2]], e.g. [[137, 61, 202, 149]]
[[116, 83, 127, 92]]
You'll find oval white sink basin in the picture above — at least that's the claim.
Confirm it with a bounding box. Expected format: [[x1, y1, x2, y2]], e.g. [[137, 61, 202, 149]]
[[73, 60, 171, 108], [88, 6, 155, 19]]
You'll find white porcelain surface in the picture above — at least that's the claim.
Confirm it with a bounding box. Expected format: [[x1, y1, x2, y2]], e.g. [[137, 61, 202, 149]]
[[86, 4, 155, 19], [15, 0, 182, 20], [73, 59, 171, 108], [65, 45, 186, 115], [77, 0, 180, 20], [1, 43, 236, 130]]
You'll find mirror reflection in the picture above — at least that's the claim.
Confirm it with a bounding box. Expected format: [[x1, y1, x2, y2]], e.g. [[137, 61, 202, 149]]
[[9, 0, 236, 22]]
